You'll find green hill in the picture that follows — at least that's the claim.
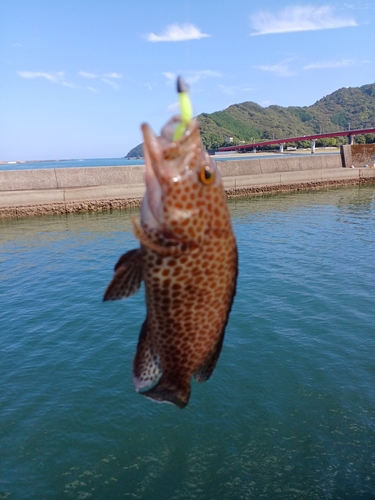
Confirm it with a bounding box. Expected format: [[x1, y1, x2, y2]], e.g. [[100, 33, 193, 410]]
[[126, 83, 375, 155], [125, 143, 144, 158]]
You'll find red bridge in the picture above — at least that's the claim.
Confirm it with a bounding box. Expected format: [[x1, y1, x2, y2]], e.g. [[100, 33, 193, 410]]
[[218, 128, 375, 154]]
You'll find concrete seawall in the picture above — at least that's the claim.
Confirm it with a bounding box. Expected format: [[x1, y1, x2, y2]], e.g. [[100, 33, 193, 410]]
[[1, 152, 374, 218]]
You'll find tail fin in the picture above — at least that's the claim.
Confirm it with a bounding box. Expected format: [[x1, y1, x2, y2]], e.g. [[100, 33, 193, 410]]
[[141, 375, 191, 409]]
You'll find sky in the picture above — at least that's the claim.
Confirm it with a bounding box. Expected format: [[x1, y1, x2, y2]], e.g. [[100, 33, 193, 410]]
[[1, 0, 374, 161]]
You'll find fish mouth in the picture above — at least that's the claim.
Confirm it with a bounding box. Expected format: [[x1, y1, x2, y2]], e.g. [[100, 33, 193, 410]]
[[141, 116, 200, 186], [141, 117, 200, 231]]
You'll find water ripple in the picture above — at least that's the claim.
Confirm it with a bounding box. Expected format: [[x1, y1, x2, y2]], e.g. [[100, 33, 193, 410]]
[[1, 187, 375, 499]]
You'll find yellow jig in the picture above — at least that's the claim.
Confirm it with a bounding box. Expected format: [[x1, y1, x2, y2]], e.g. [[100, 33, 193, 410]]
[[173, 76, 193, 141]]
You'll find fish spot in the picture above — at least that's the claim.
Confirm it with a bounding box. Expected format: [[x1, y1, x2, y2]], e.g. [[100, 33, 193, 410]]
[[173, 266, 183, 276], [188, 227, 196, 238]]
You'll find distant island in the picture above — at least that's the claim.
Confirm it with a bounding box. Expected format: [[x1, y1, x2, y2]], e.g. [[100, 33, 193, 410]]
[[126, 83, 375, 156]]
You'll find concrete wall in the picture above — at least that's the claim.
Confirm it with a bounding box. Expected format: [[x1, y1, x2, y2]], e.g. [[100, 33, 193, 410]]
[[1, 153, 374, 217], [215, 153, 341, 177], [0, 154, 341, 193], [0, 165, 145, 191], [341, 144, 375, 168]]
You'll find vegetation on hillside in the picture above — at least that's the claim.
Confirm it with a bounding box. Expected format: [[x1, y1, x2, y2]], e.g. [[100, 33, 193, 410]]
[[198, 83, 375, 150], [126, 83, 375, 156], [126, 143, 144, 158]]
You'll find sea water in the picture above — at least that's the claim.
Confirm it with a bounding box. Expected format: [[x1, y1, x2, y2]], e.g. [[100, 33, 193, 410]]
[[1, 186, 374, 499]]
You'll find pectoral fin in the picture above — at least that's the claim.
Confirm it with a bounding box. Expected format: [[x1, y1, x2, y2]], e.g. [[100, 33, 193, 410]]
[[103, 248, 143, 301]]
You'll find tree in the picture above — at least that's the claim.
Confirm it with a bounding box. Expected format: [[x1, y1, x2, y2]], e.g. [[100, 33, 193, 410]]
[[355, 135, 366, 144]]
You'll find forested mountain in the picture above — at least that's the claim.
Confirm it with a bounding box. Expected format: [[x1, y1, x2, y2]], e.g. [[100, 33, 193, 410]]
[[126, 83, 375, 156]]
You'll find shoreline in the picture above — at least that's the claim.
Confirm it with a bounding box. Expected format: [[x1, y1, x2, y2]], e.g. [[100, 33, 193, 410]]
[[0, 148, 340, 166], [1, 148, 374, 219]]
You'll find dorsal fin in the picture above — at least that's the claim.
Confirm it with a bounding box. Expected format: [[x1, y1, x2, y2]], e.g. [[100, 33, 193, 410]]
[[103, 248, 143, 301]]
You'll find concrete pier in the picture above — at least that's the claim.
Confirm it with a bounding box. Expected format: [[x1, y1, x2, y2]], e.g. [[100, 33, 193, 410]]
[[1, 148, 374, 218]]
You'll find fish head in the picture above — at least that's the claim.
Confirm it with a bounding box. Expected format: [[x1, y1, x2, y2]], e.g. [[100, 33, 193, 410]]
[[141, 116, 222, 244]]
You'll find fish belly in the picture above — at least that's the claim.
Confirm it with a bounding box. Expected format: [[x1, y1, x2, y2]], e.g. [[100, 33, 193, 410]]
[[133, 233, 237, 408]]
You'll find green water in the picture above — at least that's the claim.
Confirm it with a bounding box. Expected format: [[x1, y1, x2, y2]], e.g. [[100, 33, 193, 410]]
[[1, 186, 375, 499]]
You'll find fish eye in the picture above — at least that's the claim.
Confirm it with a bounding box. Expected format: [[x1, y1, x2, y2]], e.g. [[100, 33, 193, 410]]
[[199, 165, 215, 185]]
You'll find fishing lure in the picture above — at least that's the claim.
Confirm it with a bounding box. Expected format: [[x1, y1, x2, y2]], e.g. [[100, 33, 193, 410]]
[[173, 76, 193, 141]]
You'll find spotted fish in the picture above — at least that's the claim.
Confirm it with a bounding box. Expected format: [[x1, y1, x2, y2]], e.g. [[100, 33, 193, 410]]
[[104, 114, 238, 408]]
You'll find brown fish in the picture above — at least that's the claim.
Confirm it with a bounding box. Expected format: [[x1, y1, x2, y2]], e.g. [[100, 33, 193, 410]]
[[104, 114, 238, 408]]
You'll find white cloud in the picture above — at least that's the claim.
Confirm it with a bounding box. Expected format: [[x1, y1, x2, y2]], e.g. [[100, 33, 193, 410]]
[[17, 70, 78, 88], [255, 62, 295, 77], [18, 71, 65, 83], [167, 102, 180, 113], [104, 72, 122, 79], [303, 59, 369, 69], [341, 2, 375, 10], [79, 71, 122, 80], [217, 84, 236, 95], [163, 72, 176, 85], [102, 78, 119, 90], [62, 82, 77, 88], [79, 71, 97, 79], [162, 70, 222, 86], [146, 23, 210, 42], [217, 84, 254, 95], [18, 69, 124, 91], [250, 5, 357, 35], [187, 70, 222, 84]]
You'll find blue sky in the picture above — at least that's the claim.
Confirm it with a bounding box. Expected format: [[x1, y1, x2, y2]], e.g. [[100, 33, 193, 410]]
[[1, 0, 374, 161]]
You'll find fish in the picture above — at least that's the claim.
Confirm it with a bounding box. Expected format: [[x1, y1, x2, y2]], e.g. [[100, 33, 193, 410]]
[[104, 114, 238, 408]]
